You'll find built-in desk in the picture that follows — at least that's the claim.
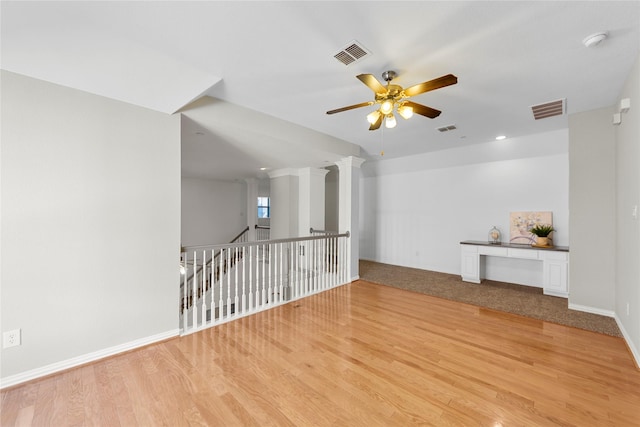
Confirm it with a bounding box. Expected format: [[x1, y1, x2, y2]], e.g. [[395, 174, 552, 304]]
[[460, 241, 569, 298]]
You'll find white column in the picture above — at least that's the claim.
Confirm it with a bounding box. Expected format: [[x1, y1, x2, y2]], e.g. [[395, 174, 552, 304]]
[[298, 167, 329, 236], [245, 178, 258, 241], [336, 156, 365, 281], [268, 168, 299, 239]]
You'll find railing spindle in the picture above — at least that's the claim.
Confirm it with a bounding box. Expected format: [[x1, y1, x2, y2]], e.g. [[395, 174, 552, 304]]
[[322, 237, 327, 290], [182, 253, 187, 329], [289, 242, 294, 299], [312, 238, 317, 291], [235, 246, 245, 316], [307, 241, 312, 292], [341, 236, 346, 283], [295, 243, 300, 298], [262, 242, 267, 308], [192, 251, 198, 329], [201, 250, 207, 326], [226, 247, 232, 317], [269, 243, 274, 306], [209, 249, 215, 323], [278, 242, 283, 303], [331, 237, 339, 286], [218, 249, 224, 322], [248, 245, 253, 312]]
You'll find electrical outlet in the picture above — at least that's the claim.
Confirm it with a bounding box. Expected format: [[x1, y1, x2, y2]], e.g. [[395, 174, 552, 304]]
[[3, 329, 21, 348]]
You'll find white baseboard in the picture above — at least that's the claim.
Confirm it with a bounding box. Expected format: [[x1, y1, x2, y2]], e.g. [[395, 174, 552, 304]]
[[0, 329, 179, 390], [568, 303, 615, 318], [614, 314, 640, 369], [568, 303, 640, 369]]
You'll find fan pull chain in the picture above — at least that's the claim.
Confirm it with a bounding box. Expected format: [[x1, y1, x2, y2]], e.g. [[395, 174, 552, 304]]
[[380, 126, 385, 156]]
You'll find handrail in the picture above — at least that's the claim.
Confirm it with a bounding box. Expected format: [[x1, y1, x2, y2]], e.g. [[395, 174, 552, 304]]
[[230, 225, 251, 242], [182, 226, 251, 284], [255, 224, 270, 229], [183, 231, 349, 253], [310, 227, 339, 235]]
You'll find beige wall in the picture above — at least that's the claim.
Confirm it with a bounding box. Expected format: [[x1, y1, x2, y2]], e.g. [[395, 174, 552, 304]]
[[615, 54, 640, 359], [269, 173, 299, 239], [181, 177, 246, 247], [568, 107, 616, 311], [0, 71, 181, 380]]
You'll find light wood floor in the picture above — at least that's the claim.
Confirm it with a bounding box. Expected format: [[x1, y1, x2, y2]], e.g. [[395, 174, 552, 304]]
[[2, 280, 640, 426]]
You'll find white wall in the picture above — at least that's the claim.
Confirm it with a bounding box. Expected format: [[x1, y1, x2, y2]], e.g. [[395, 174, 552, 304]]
[[181, 177, 246, 247], [0, 71, 181, 381], [615, 54, 640, 363], [360, 130, 569, 286], [568, 108, 616, 312]]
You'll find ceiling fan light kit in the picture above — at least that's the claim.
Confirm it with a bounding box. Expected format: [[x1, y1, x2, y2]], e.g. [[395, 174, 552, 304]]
[[327, 70, 457, 130], [385, 114, 397, 129], [367, 110, 381, 124], [397, 103, 414, 119], [380, 100, 394, 115]]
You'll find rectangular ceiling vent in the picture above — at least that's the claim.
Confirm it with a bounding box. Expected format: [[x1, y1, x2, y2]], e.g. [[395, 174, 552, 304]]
[[531, 99, 566, 120], [437, 124, 457, 132], [333, 41, 371, 66]]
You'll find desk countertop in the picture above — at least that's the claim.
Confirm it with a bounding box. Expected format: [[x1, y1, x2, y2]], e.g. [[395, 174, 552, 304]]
[[460, 240, 569, 252]]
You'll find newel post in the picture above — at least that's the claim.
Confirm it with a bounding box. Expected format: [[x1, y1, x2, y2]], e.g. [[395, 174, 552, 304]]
[[245, 178, 258, 241]]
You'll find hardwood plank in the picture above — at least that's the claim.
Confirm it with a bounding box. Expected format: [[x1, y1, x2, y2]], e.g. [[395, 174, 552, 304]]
[[2, 280, 639, 426]]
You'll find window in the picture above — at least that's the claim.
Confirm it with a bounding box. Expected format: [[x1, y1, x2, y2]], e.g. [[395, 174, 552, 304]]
[[257, 197, 270, 218]]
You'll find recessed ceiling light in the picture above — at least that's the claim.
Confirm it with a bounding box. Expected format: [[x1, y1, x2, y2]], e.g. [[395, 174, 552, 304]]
[[496, 135, 506, 140], [259, 167, 267, 171]]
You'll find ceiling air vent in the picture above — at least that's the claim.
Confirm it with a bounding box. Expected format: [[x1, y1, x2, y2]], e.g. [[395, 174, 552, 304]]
[[437, 124, 457, 132], [531, 99, 565, 120], [333, 41, 371, 66]]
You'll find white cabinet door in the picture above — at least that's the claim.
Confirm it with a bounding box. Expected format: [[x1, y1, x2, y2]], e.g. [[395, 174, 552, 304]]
[[461, 245, 480, 283], [542, 252, 569, 297]]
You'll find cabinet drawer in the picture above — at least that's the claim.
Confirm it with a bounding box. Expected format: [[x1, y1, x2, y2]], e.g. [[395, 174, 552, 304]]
[[461, 244, 478, 254], [478, 246, 508, 257], [508, 248, 539, 260], [541, 251, 568, 261]]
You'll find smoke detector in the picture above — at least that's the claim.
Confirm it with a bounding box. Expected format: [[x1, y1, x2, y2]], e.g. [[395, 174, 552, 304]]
[[583, 31, 608, 48]]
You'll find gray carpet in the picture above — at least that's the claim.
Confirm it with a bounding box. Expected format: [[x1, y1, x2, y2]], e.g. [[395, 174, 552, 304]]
[[359, 260, 622, 337]]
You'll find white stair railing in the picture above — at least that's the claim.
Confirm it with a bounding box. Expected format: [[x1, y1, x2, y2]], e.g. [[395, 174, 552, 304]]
[[179, 226, 250, 316], [255, 225, 270, 241], [179, 232, 350, 335]]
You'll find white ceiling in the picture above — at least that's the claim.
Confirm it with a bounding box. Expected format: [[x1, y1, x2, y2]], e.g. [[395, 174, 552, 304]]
[[2, 1, 639, 180]]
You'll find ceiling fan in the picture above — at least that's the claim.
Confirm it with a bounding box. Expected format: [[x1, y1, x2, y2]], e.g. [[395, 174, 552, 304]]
[[326, 70, 457, 130]]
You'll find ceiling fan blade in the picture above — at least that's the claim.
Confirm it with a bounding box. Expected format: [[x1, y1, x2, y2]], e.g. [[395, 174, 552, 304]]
[[357, 74, 387, 94], [369, 114, 383, 131], [404, 101, 441, 118], [326, 101, 373, 115], [403, 74, 457, 97]]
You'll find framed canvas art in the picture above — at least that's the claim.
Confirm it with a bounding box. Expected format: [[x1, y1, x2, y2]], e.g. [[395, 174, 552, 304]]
[[509, 211, 553, 244]]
